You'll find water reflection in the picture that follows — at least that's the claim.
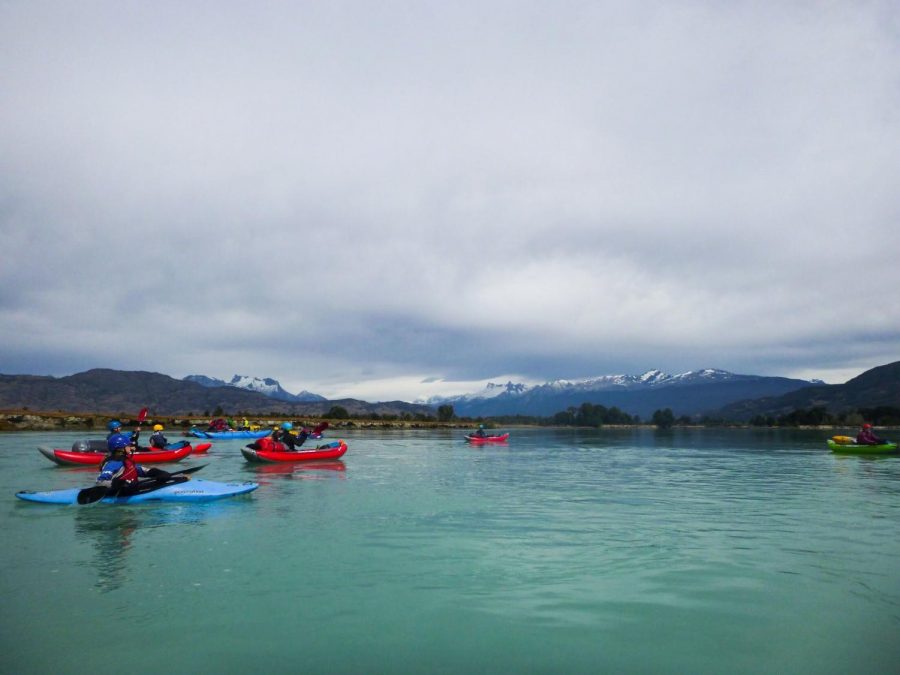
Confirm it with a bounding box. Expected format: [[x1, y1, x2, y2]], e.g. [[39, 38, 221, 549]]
[[74, 508, 142, 591], [245, 460, 347, 481], [72, 504, 233, 592]]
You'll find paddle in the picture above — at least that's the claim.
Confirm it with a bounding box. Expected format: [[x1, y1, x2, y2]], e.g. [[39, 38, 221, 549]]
[[130, 407, 149, 447], [76, 464, 207, 505]]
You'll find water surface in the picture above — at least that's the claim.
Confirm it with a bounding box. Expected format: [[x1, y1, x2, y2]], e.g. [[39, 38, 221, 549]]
[[2, 428, 899, 673]]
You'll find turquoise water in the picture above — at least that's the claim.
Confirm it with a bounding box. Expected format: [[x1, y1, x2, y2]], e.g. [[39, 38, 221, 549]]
[[2, 428, 899, 674]]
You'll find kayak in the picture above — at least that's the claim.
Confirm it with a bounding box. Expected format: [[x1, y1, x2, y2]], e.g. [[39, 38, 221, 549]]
[[241, 439, 348, 463], [827, 439, 898, 454], [37, 441, 204, 466], [16, 478, 258, 505], [464, 433, 510, 444], [189, 428, 270, 439]]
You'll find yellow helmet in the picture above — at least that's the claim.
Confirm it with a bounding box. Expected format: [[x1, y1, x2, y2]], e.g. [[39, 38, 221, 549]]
[[153, 424, 164, 431]]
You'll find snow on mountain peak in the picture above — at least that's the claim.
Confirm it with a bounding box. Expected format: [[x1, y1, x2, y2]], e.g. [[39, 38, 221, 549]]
[[229, 374, 282, 395]]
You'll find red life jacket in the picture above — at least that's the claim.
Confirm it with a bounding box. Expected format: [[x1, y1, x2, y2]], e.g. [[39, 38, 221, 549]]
[[119, 455, 140, 483]]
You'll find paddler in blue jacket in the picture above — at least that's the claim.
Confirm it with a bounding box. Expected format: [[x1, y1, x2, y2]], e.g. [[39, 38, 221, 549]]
[[97, 433, 180, 495], [106, 420, 123, 439], [148, 424, 168, 449]]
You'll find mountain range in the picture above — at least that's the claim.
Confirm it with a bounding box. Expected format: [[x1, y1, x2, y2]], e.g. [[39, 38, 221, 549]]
[[0, 362, 897, 420], [422, 368, 824, 418], [715, 360, 900, 420], [184, 374, 326, 403], [0, 369, 430, 417]]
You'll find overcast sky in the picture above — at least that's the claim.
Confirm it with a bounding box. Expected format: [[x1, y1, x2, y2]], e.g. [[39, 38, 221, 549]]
[[1, 1, 898, 402]]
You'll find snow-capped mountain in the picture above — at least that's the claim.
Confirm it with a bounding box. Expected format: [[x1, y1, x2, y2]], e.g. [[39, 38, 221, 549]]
[[425, 369, 820, 418], [184, 374, 326, 403], [420, 381, 531, 405]]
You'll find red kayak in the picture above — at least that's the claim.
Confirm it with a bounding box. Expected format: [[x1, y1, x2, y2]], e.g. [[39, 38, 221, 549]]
[[37, 442, 203, 466], [241, 439, 348, 463], [464, 433, 510, 444]]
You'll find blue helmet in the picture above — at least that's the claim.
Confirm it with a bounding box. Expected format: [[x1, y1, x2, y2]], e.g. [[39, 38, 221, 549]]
[[282, 422, 293, 431], [107, 433, 131, 451], [107, 420, 122, 432]]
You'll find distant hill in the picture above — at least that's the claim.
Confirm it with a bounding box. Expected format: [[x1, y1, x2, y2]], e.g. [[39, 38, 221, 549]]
[[0, 369, 431, 417], [715, 361, 900, 420], [184, 374, 326, 402], [427, 369, 818, 418]]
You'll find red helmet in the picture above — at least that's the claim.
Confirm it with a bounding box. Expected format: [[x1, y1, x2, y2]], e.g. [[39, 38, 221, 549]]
[[863, 423, 872, 429]]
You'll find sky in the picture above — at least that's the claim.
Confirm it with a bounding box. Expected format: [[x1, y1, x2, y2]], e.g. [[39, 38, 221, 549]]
[[1, 1, 899, 402]]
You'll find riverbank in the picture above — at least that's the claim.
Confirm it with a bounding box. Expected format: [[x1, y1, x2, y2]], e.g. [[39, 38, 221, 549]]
[[2, 409, 891, 433], [0, 410, 475, 432]]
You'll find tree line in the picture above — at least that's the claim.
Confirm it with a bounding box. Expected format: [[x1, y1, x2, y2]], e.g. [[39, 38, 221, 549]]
[[193, 402, 900, 429]]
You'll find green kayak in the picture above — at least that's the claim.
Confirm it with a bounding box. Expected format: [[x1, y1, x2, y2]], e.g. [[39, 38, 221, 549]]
[[827, 439, 898, 455]]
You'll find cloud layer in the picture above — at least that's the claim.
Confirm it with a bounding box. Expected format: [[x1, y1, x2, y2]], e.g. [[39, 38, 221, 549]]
[[2, 1, 899, 400]]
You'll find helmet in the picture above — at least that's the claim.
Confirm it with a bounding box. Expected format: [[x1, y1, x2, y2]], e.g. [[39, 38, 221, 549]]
[[153, 424, 164, 431], [107, 433, 131, 451], [863, 423, 872, 429], [479, 424, 485, 429], [282, 422, 293, 430], [107, 420, 122, 432]]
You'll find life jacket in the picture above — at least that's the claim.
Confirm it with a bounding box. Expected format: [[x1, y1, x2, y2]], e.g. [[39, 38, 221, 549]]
[[252, 437, 288, 452], [98, 456, 142, 485]]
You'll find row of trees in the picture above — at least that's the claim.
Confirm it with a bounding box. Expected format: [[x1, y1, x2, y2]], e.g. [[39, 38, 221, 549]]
[[749, 406, 900, 427], [189, 402, 900, 429]]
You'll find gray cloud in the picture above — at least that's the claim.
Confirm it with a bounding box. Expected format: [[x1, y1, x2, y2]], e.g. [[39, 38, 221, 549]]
[[2, 1, 899, 400]]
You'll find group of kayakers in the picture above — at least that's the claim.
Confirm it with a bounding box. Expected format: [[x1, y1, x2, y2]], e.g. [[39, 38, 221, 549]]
[[105, 419, 168, 449], [205, 417, 257, 432], [96, 417, 324, 494]]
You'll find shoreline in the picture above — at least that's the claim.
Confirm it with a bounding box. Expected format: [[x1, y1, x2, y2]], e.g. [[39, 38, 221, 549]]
[[1, 410, 891, 433]]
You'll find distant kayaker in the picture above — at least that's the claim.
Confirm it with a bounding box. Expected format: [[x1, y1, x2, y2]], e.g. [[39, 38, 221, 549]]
[[208, 418, 230, 432], [856, 423, 886, 445], [473, 424, 487, 438], [97, 433, 180, 495], [149, 424, 168, 449]]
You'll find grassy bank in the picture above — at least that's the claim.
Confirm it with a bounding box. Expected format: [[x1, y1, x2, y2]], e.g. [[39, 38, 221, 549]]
[[0, 409, 476, 433]]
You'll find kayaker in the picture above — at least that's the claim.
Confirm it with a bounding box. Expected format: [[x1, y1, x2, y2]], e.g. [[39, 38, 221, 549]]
[[149, 424, 168, 449], [107, 418, 141, 448], [106, 420, 123, 439], [97, 433, 181, 495], [271, 424, 286, 443], [473, 424, 487, 438], [208, 418, 229, 432], [856, 423, 886, 445], [282, 425, 309, 451]]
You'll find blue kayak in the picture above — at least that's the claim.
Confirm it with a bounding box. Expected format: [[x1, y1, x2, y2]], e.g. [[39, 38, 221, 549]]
[[16, 479, 259, 505], [189, 429, 270, 439]]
